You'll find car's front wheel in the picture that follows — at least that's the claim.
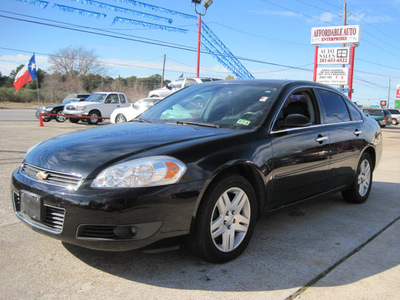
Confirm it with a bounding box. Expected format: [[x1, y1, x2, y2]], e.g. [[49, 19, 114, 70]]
[[55, 109, 67, 122], [88, 111, 101, 125], [191, 174, 257, 263], [115, 113, 127, 123], [342, 152, 373, 203]]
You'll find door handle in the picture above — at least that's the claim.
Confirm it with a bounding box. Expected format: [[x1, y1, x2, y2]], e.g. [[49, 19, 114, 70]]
[[315, 135, 328, 144], [353, 130, 362, 136]]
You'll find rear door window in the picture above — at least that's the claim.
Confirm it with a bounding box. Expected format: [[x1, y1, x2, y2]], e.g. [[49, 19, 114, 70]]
[[315, 89, 351, 124], [346, 101, 363, 121]]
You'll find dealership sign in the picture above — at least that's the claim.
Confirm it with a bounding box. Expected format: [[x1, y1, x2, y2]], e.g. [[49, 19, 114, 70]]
[[311, 25, 360, 44], [317, 68, 349, 85], [397, 85, 400, 98], [318, 47, 350, 65]]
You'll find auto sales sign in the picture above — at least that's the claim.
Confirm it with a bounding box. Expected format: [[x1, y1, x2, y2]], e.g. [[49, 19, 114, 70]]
[[311, 25, 360, 44]]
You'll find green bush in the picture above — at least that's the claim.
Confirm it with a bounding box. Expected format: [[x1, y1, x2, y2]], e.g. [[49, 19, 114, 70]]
[[0, 87, 39, 103]]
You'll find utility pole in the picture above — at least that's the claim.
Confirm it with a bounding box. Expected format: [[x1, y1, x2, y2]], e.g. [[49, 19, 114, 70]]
[[388, 78, 391, 108], [161, 54, 166, 88]]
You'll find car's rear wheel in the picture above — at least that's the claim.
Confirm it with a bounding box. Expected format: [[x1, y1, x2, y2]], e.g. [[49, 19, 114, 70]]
[[115, 113, 127, 123], [88, 111, 101, 125], [342, 152, 373, 203], [191, 174, 257, 263], [55, 109, 66, 122]]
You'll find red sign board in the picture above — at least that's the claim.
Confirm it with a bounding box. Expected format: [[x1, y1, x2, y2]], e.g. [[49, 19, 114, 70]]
[[397, 85, 400, 98], [311, 25, 360, 45]]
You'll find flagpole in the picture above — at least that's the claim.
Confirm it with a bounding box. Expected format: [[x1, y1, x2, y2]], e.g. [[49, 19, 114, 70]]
[[33, 52, 40, 108]]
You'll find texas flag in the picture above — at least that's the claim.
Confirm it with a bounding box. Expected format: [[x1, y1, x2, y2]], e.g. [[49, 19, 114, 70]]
[[14, 55, 37, 91]]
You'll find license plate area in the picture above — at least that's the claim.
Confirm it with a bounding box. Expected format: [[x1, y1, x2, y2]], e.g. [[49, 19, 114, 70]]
[[20, 190, 42, 221]]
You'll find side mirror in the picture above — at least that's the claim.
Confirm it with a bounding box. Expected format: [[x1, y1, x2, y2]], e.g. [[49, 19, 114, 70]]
[[166, 83, 172, 90], [280, 113, 311, 128]]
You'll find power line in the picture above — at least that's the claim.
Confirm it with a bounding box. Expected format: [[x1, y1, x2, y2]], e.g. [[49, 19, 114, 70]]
[[0, 13, 319, 73], [1, 9, 398, 83], [208, 22, 310, 47]]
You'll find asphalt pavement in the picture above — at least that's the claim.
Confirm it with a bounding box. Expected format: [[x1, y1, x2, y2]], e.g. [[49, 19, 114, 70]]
[[0, 111, 399, 300]]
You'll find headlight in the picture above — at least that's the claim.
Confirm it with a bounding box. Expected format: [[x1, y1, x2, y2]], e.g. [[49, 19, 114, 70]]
[[91, 156, 187, 188], [45, 107, 53, 111]]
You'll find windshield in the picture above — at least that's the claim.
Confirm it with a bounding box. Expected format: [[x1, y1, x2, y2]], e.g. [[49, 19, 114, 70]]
[[63, 98, 79, 105], [140, 82, 280, 129], [85, 93, 106, 103]]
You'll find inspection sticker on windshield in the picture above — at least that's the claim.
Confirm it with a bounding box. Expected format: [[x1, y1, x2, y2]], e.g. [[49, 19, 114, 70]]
[[237, 119, 251, 126], [259, 96, 269, 102]]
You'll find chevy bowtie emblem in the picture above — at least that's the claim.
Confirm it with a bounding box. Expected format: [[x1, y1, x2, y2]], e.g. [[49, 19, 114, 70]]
[[36, 171, 49, 180]]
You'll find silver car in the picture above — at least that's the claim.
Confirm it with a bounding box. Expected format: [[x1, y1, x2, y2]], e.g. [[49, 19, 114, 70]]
[[148, 77, 220, 98]]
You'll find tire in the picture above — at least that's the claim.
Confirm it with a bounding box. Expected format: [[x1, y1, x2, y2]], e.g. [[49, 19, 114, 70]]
[[88, 111, 100, 125], [115, 113, 127, 123], [191, 174, 257, 263], [55, 110, 67, 122], [342, 152, 373, 203], [69, 117, 79, 123]]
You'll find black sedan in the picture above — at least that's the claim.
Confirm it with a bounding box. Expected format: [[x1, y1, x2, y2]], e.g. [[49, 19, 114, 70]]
[[12, 80, 382, 263], [35, 98, 86, 122]]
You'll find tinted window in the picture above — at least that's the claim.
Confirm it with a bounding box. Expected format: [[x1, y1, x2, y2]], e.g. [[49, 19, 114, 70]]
[[141, 83, 280, 130], [364, 109, 383, 116], [346, 101, 363, 121], [316, 89, 350, 123], [273, 89, 318, 130]]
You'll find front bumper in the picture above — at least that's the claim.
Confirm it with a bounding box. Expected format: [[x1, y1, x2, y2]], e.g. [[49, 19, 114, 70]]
[[11, 168, 201, 251], [63, 110, 89, 117], [35, 109, 53, 120]]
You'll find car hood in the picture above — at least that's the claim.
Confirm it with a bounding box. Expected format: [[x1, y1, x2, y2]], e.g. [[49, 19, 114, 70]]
[[73, 101, 99, 108], [24, 122, 237, 178]]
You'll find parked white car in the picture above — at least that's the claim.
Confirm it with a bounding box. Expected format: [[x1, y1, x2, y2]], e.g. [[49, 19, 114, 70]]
[[110, 97, 163, 123], [64, 92, 130, 125], [148, 77, 220, 98], [387, 109, 400, 125]]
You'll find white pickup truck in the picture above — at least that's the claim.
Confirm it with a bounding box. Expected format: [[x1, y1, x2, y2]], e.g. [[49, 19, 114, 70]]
[[63, 92, 130, 124]]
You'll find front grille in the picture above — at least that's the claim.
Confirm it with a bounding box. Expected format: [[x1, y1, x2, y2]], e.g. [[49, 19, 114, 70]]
[[42, 206, 65, 232], [20, 163, 82, 190], [13, 192, 65, 234]]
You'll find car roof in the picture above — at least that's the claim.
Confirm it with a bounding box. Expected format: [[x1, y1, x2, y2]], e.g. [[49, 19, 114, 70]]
[[200, 79, 335, 89]]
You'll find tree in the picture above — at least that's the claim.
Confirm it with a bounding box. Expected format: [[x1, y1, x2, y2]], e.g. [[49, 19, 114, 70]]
[[0, 72, 8, 87], [48, 46, 103, 78]]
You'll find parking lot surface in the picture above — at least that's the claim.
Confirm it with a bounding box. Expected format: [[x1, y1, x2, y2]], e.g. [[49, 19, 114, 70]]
[[1, 112, 399, 299]]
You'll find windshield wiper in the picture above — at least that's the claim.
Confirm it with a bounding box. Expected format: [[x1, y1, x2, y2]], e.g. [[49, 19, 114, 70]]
[[176, 121, 220, 128], [132, 118, 152, 123]]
